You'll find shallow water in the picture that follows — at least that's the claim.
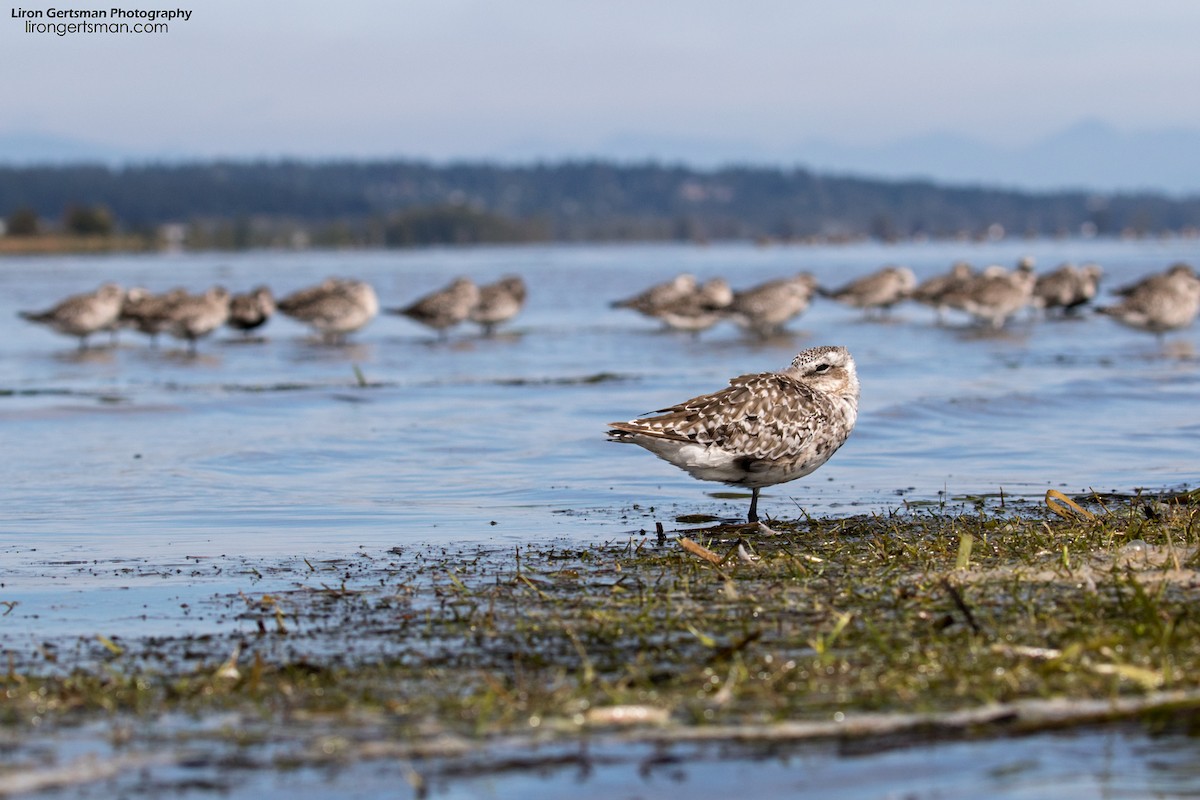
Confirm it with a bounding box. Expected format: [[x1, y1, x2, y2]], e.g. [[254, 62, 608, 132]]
[[3, 239, 1200, 796], [3, 240, 1197, 558]]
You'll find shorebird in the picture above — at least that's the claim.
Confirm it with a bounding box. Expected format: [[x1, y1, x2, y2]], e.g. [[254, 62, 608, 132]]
[[822, 265, 916, 316], [19, 283, 125, 350], [607, 345, 859, 523], [941, 262, 1036, 329], [723, 273, 819, 338], [165, 286, 231, 354], [469, 275, 527, 336], [390, 277, 480, 340], [1032, 263, 1103, 315], [1096, 262, 1200, 338], [610, 273, 698, 320], [119, 287, 188, 347], [651, 277, 734, 335], [227, 286, 275, 335], [278, 278, 379, 343], [911, 261, 974, 323]]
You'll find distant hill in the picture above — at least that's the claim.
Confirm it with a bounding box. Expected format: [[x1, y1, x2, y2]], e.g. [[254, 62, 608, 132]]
[[5, 119, 1200, 196], [791, 120, 1200, 196], [2, 159, 1199, 247], [555, 120, 1200, 196]]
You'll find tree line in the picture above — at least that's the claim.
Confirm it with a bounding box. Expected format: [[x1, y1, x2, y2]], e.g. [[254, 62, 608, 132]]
[[2, 159, 1199, 249]]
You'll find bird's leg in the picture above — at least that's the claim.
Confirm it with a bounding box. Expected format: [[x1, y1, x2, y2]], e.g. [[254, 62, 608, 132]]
[[747, 488, 760, 523]]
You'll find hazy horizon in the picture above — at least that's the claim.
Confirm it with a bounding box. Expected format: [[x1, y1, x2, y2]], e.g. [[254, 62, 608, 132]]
[[4, 1, 1199, 193]]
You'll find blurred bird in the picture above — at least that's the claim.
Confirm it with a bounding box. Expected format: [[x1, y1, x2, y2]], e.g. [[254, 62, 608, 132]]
[[164, 286, 231, 354], [119, 287, 189, 347], [1097, 262, 1200, 339], [226, 285, 275, 336], [1032, 263, 1103, 315], [19, 283, 125, 350], [651, 277, 734, 335], [278, 278, 379, 343], [469, 275, 527, 336], [941, 261, 1036, 329], [390, 277, 480, 340], [724, 273, 819, 338], [821, 265, 916, 316], [610, 273, 698, 319], [911, 262, 974, 323]]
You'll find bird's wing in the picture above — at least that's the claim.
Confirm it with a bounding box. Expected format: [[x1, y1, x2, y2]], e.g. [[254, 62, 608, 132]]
[[609, 372, 832, 459]]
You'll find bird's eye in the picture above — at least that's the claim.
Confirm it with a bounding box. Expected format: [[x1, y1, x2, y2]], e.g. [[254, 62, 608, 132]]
[[814, 363, 831, 373]]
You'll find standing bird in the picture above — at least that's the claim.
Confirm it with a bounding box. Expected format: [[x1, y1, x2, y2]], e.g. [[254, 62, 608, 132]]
[[119, 287, 189, 347], [278, 278, 379, 343], [607, 345, 859, 523], [226, 285, 276, 336], [941, 262, 1036, 329], [164, 286, 231, 354], [1032, 263, 1103, 316], [390, 276, 480, 340], [1097, 263, 1200, 339], [610, 273, 698, 320], [469, 275, 527, 336], [821, 265, 916, 316], [723, 273, 820, 338], [911, 262, 974, 323], [651, 277, 734, 335], [18, 283, 125, 350]]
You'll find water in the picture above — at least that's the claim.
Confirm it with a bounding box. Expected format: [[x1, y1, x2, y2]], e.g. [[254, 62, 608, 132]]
[[3, 238, 1200, 796]]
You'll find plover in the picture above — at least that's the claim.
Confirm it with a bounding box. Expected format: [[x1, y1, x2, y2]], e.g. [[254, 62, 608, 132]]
[[652, 277, 734, 335], [469, 275, 527, 336], [822, 265, 916, 315], [227, 286, 275, 335], [19, 283, 125, 350], [724, 273, 819, 338], [390, 277, 480, 339], [911, 262, 974, 323], [1032, 263, 1103, 315], [1097, 262, 1200, 338], [607, 345, 859, 523], [165, 286, 231, 354], [119, 287, 189, 347], [278, 278, 379, 343], [611, 273, 698, 319], [941, 261, 1036, 329]]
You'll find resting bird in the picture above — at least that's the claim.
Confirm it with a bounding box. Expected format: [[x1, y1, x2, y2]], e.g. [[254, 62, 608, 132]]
[[390, 277, 480, 340], [821, 265, 916, 316], [608, 345, 860, 523], [723, 273, 820, 339], [227, 286, 276, 336], [19, 283, 125, 350], [1097, 262, 1200, 339], [278, 278, 379, 343], [469, 275, 527, 336]]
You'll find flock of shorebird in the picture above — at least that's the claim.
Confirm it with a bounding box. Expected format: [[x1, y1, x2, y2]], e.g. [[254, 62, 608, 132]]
[[18, 258, 1200, 354], [610, 258, 1200, 339], [15, 257, 1200, 523], [17, 274, 528, 353]]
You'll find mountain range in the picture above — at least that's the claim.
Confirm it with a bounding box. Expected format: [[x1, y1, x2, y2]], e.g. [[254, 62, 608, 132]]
[[2, 120, 1198, 197]]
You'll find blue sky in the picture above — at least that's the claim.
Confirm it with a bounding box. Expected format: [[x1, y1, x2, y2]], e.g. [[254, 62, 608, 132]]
[[4, 0, 1200, 164]]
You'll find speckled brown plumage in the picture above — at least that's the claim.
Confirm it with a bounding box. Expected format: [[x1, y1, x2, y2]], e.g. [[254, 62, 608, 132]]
[[608, 345, 859, 522], [19, 283, 125, 350]]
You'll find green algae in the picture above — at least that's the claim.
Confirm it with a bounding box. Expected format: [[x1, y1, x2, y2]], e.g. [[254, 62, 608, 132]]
[[5, 492, 1200, 776]]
